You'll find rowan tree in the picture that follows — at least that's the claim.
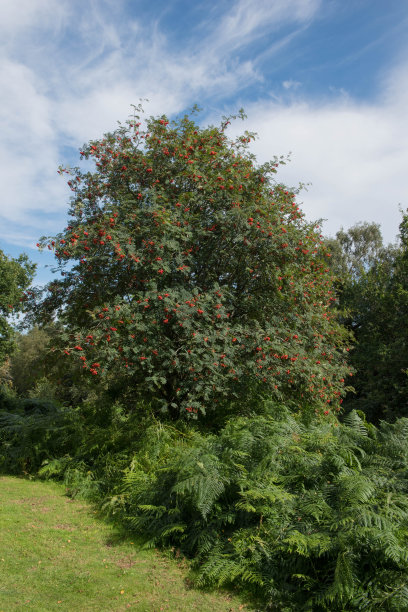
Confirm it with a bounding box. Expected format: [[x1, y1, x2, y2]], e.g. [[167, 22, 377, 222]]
[[36, 107, 351, 418]]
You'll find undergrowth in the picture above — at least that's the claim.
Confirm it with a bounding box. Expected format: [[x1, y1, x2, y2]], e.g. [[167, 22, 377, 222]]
[[106, 409, 408, 611], [1, 389, 408, 610]]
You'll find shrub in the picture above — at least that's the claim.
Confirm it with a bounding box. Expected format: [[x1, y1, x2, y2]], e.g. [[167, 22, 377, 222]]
[[114, 409, 408, 610], [0, 389, 82, 474]]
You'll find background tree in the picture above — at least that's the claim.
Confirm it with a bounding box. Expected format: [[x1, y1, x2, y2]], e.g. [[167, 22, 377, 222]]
[[8, 324, 99, 408], [325, 221, 384, 281], [35, 108, 351, 420], [327, 217, 407, 422], [9, 327, 51, 396], [0, 251, 35, 363]]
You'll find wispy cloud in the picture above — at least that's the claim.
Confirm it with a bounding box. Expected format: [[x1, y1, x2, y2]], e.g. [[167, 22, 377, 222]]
[[0, 0, 323, 247], [238, 78, 408, 243], [206, 0, 320, 53], [0, 0, 66, 38], [283, 79, 301, 90], [0, 0, 407, 260]]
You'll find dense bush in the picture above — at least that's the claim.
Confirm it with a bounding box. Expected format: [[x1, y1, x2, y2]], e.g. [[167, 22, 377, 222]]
[[2, 388, 408, 609], [0, 386, 82, 474], [7, 325, 101, 408], [109, 408, 408, 611], [0, 387, 145, 497]]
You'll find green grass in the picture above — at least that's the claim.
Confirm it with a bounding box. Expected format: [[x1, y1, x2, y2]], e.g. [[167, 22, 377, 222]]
[[0, 476, 250, 612]]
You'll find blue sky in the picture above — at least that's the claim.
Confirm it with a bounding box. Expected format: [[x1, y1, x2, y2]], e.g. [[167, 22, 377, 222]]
[[1, 0, 408, 285]]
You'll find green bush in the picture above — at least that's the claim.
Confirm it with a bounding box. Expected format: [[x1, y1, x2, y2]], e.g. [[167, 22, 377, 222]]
[[113, 408, 408, 611], [0, 387, 83, 474], [0, 390, 149, 498], [2, 389, 408, 610]]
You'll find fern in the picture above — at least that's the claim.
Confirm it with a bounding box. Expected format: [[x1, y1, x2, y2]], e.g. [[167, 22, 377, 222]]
[[110, 410, 408, 610], [3, 394, 408, 611]]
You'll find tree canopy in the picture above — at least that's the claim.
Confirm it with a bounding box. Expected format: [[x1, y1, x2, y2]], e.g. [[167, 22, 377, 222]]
[[35, 108, 351, 419], [327, 217, 408, 422], [0, 251, 35, 363]]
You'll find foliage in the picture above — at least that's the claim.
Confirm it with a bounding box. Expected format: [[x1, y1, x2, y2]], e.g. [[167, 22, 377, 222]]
[[0, 250, 35, 363], [0, 386, 146, 497], [8, 324, 97, 406], [33, 107, 351, 420], [109, 408, 408, 611], [0, 357, 12, 386], [7, 105, 408, 610], [325, 221, 385, 282], [0, 387, 83, 474], [9, 327, 53, 396], [2, 386, 408, 609], [327, 217, 408, 422]]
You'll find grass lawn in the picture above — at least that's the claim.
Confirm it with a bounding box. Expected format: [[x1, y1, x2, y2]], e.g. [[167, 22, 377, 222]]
[[0, 476, 250, 612]]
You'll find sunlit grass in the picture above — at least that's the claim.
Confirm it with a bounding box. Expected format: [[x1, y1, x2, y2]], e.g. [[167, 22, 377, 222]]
[[0, 476, 249, 612]]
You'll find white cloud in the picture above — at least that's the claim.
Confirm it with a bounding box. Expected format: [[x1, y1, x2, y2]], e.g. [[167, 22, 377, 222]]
[[283, 79, 301, 90], [2, 0, 317, 234], [0, 0, 407, 254], [237, 86, 408, 243], [206, 0, 320, 55], [0, 58, 66, 229], [0, 0, 65, 37]]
